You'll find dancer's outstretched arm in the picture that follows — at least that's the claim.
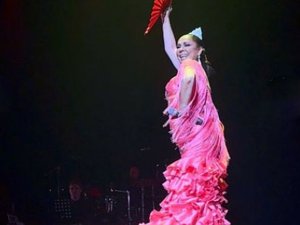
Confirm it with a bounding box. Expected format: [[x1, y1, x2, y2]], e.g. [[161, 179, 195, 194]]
[[162, 7, 180, 69]]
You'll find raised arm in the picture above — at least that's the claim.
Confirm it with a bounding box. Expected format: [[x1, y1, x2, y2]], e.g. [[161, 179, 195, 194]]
[[162, 7, 180, 69]]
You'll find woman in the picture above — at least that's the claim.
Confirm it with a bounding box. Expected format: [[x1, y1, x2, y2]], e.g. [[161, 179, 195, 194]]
[[141, 7, 230, 225]]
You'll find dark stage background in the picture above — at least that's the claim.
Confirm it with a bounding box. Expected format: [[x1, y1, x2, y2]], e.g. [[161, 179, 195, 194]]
[[0, 0, 299, 224]]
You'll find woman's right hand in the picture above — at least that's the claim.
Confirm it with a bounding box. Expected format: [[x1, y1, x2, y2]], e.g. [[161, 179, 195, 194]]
[[161, 5, 172, 22], [165, 6, 172, 17]]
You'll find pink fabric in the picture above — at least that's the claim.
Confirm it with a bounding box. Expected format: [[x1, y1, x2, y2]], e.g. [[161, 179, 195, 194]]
[[141, 59, 230, 225]]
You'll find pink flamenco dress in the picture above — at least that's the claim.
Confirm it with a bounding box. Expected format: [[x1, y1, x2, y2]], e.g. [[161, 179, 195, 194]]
[[141, 59, 230, 225]]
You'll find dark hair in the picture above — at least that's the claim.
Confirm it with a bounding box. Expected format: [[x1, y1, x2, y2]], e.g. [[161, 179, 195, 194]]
[[69, 178, 83, 188], [189, 34, 216, 77]]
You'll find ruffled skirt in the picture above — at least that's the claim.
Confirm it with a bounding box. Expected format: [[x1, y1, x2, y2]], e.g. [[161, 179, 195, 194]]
[[140, 153, 230, 225]]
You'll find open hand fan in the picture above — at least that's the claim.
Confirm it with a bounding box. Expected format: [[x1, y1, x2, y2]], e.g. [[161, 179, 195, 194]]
[[144, 0, 172, 35]]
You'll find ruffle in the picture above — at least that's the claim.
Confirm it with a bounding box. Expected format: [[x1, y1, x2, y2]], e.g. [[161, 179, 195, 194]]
[[140, 157, 229, 225]]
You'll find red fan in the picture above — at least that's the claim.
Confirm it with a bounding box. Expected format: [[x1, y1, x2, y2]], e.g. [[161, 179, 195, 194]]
[[144, 0, 173, 35]]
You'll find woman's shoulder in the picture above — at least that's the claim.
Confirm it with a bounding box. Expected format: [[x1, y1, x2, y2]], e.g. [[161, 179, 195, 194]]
[[178, 59, 202, 74], [180, 59, 199, 67]]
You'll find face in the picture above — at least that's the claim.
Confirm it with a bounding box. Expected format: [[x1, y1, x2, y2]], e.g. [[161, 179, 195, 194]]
[[176, 35, 202, 63], [69, 184, 82, 201]]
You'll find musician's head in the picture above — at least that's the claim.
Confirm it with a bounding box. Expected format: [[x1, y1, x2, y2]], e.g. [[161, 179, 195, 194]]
[[69, 179, 83, 201]]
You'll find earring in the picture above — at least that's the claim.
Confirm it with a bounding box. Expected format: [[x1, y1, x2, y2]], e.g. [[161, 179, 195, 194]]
[[197, 54, 201, 62]]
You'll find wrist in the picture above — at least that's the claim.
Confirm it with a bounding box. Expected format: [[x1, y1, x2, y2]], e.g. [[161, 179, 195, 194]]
[[162, 17, 170, 26]]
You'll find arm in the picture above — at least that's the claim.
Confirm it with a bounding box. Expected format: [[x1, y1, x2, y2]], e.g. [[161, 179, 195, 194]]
[[163, 62, 198, 122], [162, 7, 180, 69], [179, 66, 195, 110]]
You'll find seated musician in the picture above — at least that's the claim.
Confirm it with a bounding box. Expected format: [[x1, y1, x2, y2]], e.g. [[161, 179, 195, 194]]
[[68, 179, 95, 225]]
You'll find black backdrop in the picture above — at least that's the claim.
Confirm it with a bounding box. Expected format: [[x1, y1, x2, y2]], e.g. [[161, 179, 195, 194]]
[[1, 0, 299, 224]]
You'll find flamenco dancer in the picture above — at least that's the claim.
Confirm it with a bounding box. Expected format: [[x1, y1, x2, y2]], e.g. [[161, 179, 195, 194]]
[[141, 3, 231, 225]]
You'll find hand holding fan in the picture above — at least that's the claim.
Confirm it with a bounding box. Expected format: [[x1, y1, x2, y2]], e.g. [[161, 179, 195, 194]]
[[144, 0, 173, 35]]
